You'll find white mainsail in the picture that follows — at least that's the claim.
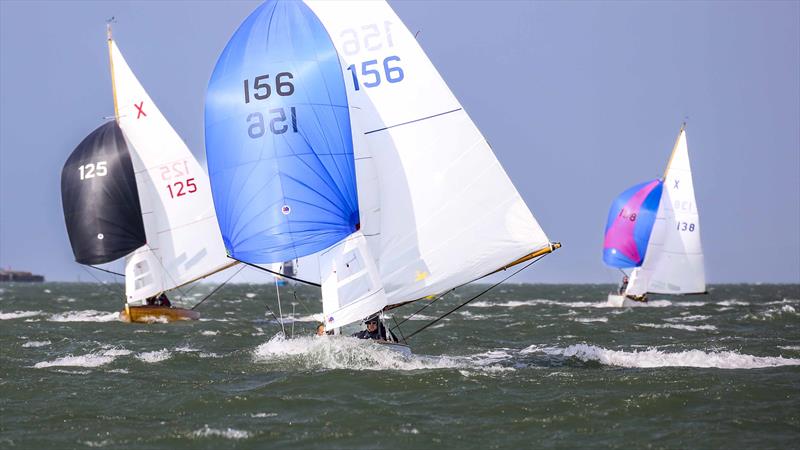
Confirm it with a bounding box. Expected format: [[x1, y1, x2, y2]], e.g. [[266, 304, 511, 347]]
[[108, 40, 233, 304], [307, 1, 552, 316], [626, 128, 706, 295]]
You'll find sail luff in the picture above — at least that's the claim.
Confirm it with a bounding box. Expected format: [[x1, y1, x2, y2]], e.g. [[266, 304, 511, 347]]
[[662, 123, 686, 179], [106, 26, 120, 122]]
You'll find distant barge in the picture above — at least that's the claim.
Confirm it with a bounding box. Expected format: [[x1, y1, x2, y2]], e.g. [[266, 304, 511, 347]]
[[0, 270, 45, 282]]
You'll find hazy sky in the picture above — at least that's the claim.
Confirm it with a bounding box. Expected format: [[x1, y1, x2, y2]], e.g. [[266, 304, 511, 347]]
[[1, 0, 798, 284]]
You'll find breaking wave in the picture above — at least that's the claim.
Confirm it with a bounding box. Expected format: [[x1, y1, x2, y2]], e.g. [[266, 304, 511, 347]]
[[34, 348, 132, 369], [637, 322, 718, 332], [136, 349, 172, 363], [252, 334, 510, 372], [0, 310, 42, 320], [48, 310, 119, 322], [190, 425, 251, 440], [524, 344, 800, 369]]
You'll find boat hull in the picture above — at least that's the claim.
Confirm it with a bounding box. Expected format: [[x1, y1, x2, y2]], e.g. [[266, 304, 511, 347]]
[[606, 294, 648, 307], [119, 305, 200, 323]]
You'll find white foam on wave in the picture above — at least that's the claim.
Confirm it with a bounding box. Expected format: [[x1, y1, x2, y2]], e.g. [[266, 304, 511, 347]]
[[637, 322, 717, 331], [245, 292, 257, 298], [190, 425, 251, 440], [22, 340, 51, 348], [136, 349, 172, 363], [526, 344, 800, 369], [778, 345, 800, 351], [716, 300, 749, 306], [0, 310, 42, 320], [253, 334, 507, 372], [34, 348, 131, 369], [665, 315, 710, 323], [744, 305, 798, 321], [573, 317, 609, 323], [201, 330, 219, 336], [48, 310, 119, 322]]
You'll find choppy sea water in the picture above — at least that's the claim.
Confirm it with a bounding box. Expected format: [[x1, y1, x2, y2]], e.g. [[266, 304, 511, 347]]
[[1, 282, 798, 449]]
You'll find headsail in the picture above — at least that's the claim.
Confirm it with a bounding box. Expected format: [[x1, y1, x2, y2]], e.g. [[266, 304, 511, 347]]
[[625, 129, 705, 295], [306, 1, 553, 306], [108, 40, 232, 303], [61, 121, 146, 265]]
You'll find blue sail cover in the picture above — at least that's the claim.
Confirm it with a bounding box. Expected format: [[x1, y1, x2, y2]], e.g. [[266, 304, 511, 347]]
[[602, 179, 664, 268], [205, 0, 358, 264]]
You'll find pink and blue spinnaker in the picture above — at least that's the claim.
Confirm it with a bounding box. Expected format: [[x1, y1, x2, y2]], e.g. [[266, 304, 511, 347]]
[[602, 179, 664, 268]]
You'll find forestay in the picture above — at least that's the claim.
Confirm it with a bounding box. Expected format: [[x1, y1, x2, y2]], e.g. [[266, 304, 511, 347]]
[[109, 41, 232, 303], [626, 129, 705, 295], [307, 0, 552, 306]]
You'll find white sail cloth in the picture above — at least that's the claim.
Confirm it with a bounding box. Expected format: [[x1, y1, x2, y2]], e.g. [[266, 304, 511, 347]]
[[109, 41, 233, 303], [626, 129, 706, 295], [307, 1, 551, 323]]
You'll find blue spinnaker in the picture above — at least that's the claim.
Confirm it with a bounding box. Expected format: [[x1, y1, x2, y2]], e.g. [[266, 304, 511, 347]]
[[205, 0, 358, 264], [602, 179, 663, 268]]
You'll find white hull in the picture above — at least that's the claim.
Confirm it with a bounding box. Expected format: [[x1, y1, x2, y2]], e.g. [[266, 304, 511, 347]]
[[606, 293, 648, 307]]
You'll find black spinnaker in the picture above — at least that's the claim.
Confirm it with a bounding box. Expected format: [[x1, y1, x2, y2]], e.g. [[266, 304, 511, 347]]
[[61, 121, 145, 265]]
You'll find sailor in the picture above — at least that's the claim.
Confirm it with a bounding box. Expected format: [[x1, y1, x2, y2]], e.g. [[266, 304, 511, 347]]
[[619, 276, 629, 295], [315, 323, 326, 337], [352, 315, 399, 342], [352, 316, 382, 340], [146, 293, 171, 307]]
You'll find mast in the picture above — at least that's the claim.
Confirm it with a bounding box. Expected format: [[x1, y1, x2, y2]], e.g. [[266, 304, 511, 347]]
[[662, 122, 686, 179], [106, 23, 120, 121]]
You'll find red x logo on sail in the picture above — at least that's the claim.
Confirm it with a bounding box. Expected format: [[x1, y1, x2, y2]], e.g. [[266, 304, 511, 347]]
[[134, 101, 147, 119]]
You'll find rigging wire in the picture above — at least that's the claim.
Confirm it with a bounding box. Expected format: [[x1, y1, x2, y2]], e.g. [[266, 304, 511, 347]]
[[403, 254, 549, 341], [233, 259, 321, 287], [88, 265, 125, 278], [391, 288, 454, 329], [275, 278, 286, 335], [190, 264, 245, 311], [80, 265, 124, 298]]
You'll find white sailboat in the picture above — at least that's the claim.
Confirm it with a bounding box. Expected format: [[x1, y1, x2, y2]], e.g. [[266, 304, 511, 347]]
[[603, 126, 706, 307], [204, 0, 559, 344], [61, 28, 234, 322]]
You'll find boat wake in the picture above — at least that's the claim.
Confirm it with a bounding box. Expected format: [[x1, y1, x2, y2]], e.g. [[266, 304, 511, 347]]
[[523, 344, 800, 369]]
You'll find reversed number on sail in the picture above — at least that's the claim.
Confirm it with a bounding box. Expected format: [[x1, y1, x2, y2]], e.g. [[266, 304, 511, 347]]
[[247, 108, 297, 138], [78, 162, 107, 180], [166, 178, 197, 199], [243, 72, 295, 104], [676, 222, 695, 232], [340, 22, 395, 56], [159, 160, 189, 181]]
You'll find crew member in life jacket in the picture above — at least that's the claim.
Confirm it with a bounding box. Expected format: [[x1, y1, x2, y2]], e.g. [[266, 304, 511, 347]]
[[619, 276, 629, 295], [352, 314, 398, 342]]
